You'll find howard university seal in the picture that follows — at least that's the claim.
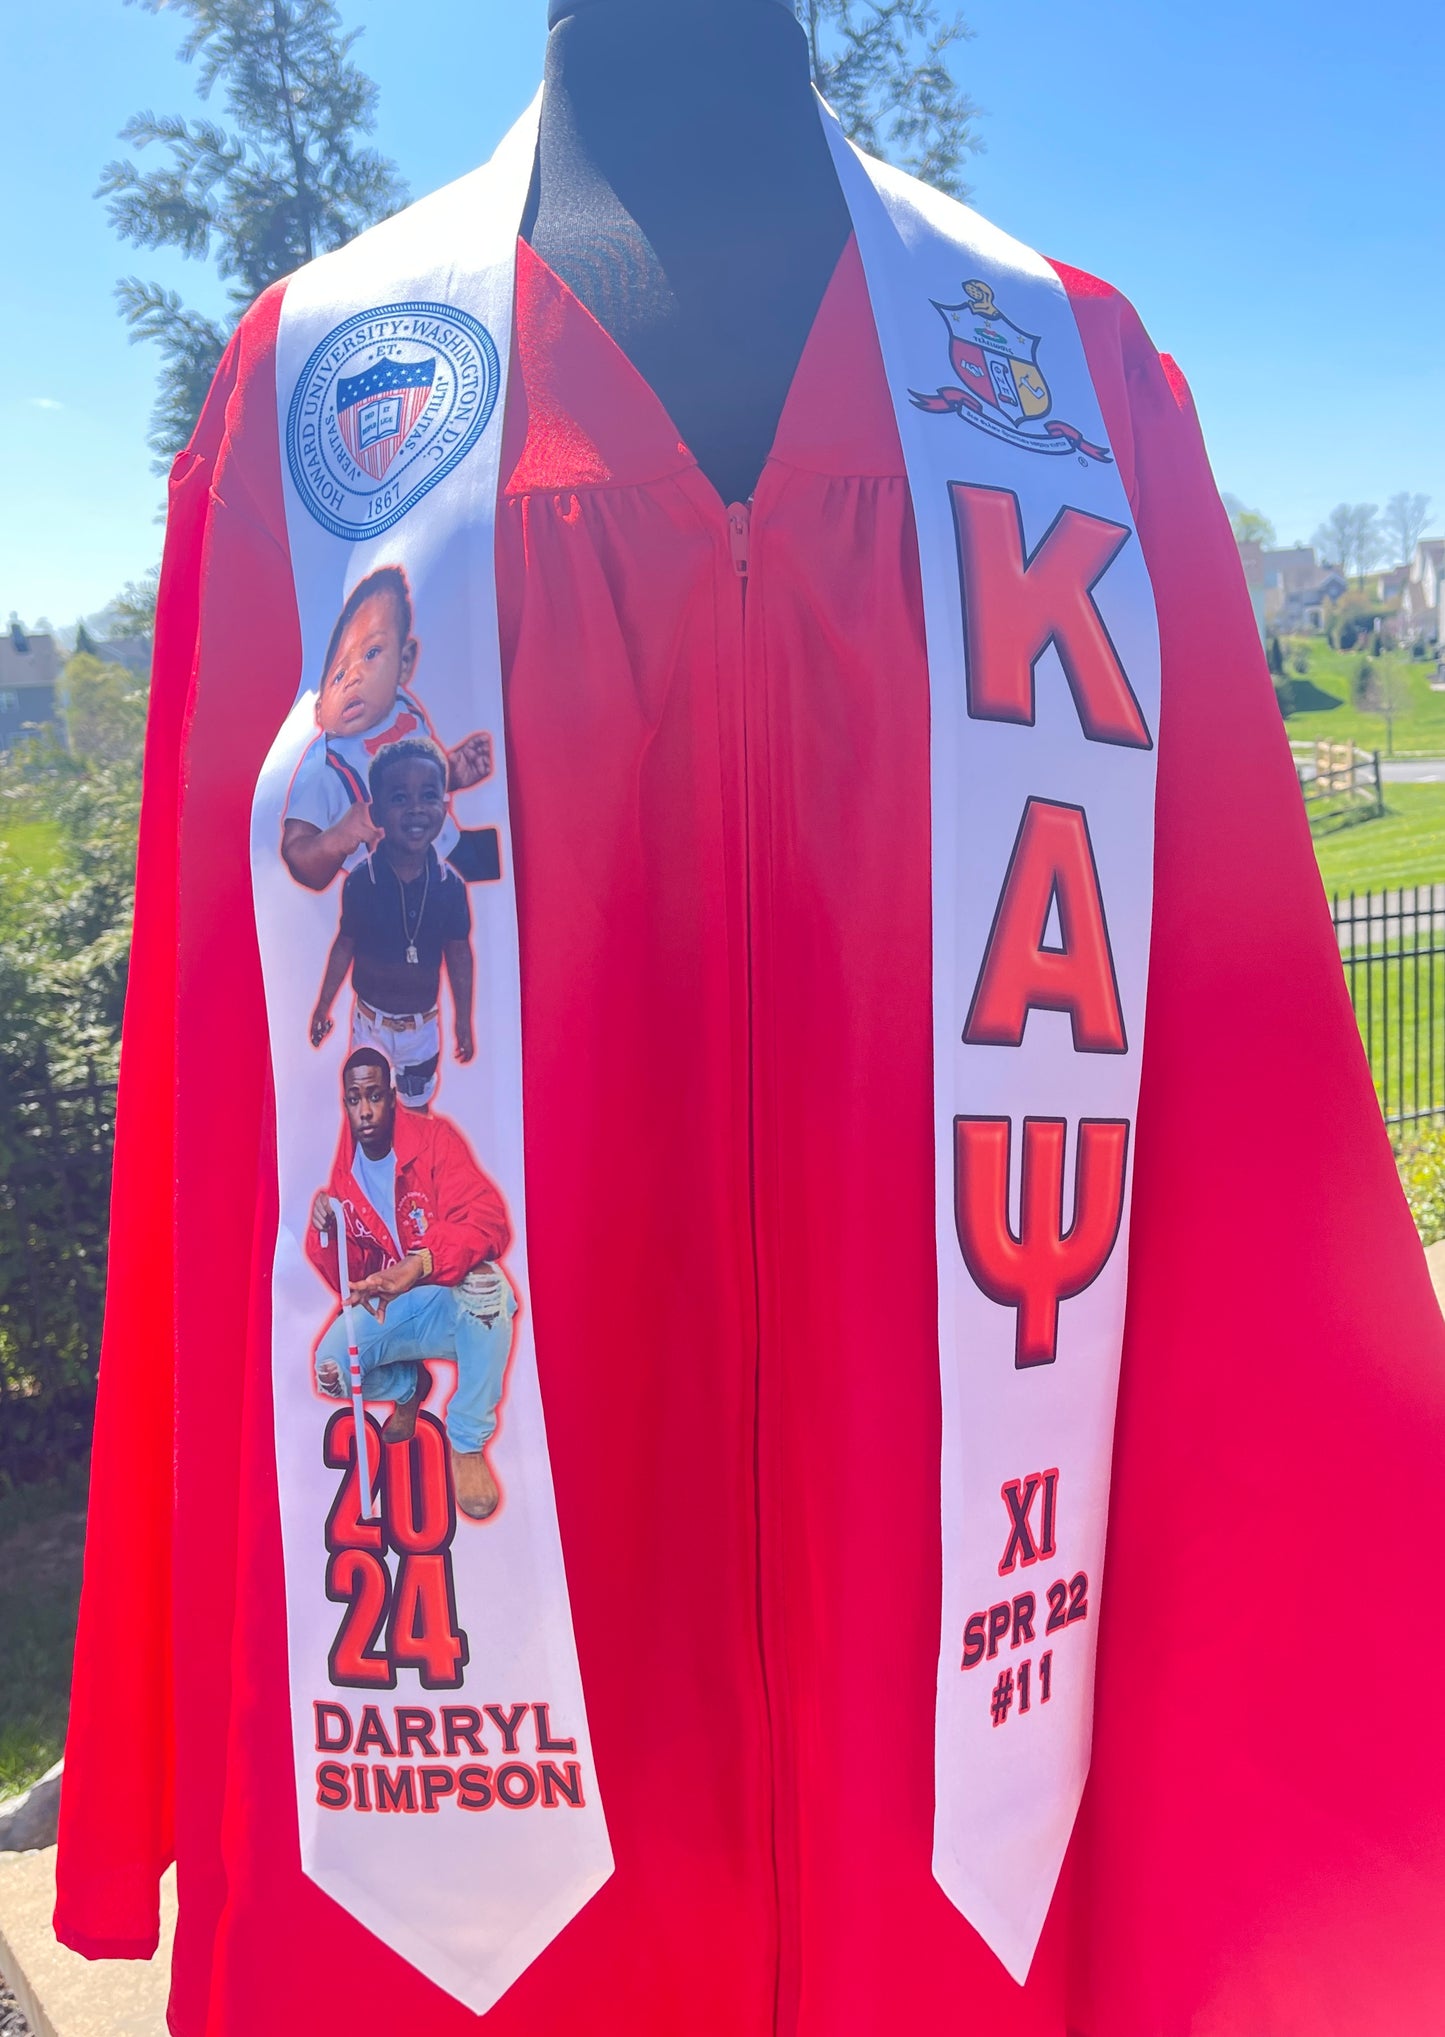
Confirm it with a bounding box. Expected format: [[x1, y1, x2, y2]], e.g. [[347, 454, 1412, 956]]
[[286, 302, 500, 541]]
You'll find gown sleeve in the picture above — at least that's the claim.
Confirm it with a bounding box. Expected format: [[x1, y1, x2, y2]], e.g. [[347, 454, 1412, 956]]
[[54, 284, 291, 1959], [1058, 265, 1445, 2034]]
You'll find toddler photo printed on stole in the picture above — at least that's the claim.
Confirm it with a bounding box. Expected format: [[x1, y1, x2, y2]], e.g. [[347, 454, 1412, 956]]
[[309, 736, 474, 1109], [280, 561, 499, 1107]]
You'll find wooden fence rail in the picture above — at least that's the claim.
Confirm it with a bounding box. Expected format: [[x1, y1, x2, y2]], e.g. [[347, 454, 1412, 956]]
[[1292, 740, 1384, 833]]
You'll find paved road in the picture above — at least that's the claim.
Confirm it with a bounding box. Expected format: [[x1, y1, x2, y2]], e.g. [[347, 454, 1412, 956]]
[[1380, 759, 1445, 782]]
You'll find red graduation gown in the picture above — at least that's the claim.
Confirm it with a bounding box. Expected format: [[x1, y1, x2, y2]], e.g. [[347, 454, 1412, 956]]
[[56, 236, 1445, 2035]]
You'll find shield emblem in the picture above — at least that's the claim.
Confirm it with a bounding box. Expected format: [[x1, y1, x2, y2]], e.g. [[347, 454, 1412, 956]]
[[335, 353, 438, 481], [933, 280, 1051, 427]]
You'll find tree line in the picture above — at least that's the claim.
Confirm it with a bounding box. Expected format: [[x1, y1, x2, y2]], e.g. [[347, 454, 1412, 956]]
[[0, 629, 150, 1487], [103, 0, 981, 466], [1, 0, 981, 1489], [1226, 492, 1435, 580]]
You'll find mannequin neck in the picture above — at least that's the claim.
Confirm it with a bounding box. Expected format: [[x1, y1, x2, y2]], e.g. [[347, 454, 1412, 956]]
[[526, 0, 851, 505], [539, 1, 820, 205]]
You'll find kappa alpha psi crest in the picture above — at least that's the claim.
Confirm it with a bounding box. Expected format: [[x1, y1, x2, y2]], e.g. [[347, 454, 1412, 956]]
[[911, 278, 1111, 464]]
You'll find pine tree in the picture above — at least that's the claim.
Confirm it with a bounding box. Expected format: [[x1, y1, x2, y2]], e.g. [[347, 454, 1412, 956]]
[[99, 0, 405, 466], [108, 568, 161, 643], [797, 0, 981, 198]]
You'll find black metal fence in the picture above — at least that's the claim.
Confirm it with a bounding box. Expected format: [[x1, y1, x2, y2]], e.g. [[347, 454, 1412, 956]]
[[0, 1064, 115, 1486], [3, 891, 1444, 1482], [1333, 885, 1445, 1130]]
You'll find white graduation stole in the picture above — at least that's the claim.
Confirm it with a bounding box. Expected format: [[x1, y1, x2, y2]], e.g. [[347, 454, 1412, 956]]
[[254, 90, 1159, 2010]]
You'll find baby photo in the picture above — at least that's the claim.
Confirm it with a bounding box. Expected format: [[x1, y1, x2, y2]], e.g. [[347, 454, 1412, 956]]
[[281, 563, 495, 894], [310, 737, 474, 1109]]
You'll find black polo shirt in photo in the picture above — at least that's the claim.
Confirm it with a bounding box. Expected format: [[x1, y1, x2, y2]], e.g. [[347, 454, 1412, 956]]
[[340, 845, 471, 1016]]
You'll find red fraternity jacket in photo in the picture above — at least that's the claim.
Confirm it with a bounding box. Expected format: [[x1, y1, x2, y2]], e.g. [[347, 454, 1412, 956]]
[[306, 1109, 512, 1295], [55, 234, 1445, 2035]]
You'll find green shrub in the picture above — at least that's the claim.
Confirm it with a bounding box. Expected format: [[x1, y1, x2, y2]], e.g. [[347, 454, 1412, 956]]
[[0, 1464, 90, 1795], [1396, 1126, 1445, 1245], [0, 707, 141, 1490], [1275, 675, 1343, 718]]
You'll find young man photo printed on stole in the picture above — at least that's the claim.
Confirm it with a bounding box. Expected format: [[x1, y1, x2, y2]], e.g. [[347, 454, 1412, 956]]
[[310, 737, 475, 1110], [309, 1047, 519, 1520], [279, 563, 493, 894]]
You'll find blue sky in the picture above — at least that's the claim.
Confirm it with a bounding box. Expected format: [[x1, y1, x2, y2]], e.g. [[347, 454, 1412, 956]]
[[3, 0, 1442, 627]]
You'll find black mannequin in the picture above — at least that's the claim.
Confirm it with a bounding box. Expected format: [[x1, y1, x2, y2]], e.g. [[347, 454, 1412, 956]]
[[526, 0, 852, 506]]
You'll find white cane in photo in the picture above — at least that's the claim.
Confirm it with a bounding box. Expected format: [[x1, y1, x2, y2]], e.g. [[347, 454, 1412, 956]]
[[330, 1196, 378, 1521]]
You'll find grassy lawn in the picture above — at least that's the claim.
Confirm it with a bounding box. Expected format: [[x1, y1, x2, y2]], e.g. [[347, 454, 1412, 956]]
[[1339, 927, 1445, 1125], [1310, 783, 1445, 1135], [1278, 637, 1445, 757], [0, 1469, 87, 1799], [1313, 783, 1445, 896]]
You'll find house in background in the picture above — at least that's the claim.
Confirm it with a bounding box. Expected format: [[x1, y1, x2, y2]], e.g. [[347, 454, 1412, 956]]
[[91, 636, 151, 678], [0, 616, 62, 749], [1236, 539, 1269, 641], [73, 619, 152, 678], [1233, 542, 1335, 642], [1234, 527, 1445, 646], [1259, 546, 1320, 628], [1392, 538, 1445, 646], [1280, 569, 1348, 634], [0, 617, 156, 752]]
